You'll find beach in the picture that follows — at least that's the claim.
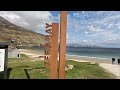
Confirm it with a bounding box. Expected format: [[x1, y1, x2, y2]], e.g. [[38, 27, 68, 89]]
[[19, 49, 45, 60], [19, 49, 120, 79]]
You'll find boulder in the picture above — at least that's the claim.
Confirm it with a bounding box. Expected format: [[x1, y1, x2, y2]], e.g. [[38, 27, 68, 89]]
[[90, 61, 96, 65], [65, 67, 69, 71], [65, 64, 74, 71], [68, 64, 74, 69]]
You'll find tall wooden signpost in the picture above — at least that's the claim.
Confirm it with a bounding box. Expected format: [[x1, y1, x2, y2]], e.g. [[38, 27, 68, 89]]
[[50, 23, 59, 79], [45, 23, 59, 79], [44, 23, 52, 66], [44, 11, 67, 79], [59, 11, 67, 79]]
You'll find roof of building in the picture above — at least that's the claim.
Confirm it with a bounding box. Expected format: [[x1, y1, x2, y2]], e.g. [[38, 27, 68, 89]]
[[0, 42, 9, 45], [8, 47, 19, 52]]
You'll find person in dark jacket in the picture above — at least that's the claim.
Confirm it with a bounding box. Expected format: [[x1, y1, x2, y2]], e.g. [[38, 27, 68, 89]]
[[112, 58, 115, 64], [117, 58, 120, 65]]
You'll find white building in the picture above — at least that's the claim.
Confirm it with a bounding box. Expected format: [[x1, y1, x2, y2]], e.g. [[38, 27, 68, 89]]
[[8, 47, 20, 58]]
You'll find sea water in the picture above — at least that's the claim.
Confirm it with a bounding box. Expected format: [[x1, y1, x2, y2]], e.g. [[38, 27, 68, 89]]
[[66, 47, 120, 61], [30, 46, 120, 62]]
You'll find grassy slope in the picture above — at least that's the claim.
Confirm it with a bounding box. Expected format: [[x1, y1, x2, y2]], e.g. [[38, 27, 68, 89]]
[[66, 61, 116, 79], [0, 27, 46, 46], [0, 16, 46, 46], [6, 54, 116, 79]]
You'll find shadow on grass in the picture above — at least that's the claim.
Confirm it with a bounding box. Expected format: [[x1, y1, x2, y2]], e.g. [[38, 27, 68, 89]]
[[7, 68, 12, 79], [0, 72, 3, 79], [0, 68, 12, 79], [24, 69, 30, 79]]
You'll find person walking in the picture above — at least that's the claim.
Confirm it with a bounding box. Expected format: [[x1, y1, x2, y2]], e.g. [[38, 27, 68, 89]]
[[118, 58, 120, 65], [112, 58, 115, 64]]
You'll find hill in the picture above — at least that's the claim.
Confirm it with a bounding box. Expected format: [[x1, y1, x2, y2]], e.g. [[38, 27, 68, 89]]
[[0, 16, 47, 48]]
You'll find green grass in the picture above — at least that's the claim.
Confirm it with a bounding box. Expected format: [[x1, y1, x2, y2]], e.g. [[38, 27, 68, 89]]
[[8, 54, 50, 79], [2, 54, 116, 79], [66, 61, 116, 79]]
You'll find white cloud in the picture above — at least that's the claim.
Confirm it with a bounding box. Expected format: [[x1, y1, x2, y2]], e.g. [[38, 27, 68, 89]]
[[73, 12, 80, 17], [114, 23, 120, 29], [67, 33, 70, 39], [82, 40, 88, 43], [0, 11, 53, 32], [72, 11, 120, 47], [71, 36, 75, 39], [94, 13, 120, 25], [82, 11, 85, 14], [84, 31, 89, 34], [67, 14, 81, 32], [85, 26, 103, 35], [72, 40, 76, 43], [81, 40, 94, 45], [108, 23, 114, 28], [89, 26, 103, 33], [102, 38, 120, 45]]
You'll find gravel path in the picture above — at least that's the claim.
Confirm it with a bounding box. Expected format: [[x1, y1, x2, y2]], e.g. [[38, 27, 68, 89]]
[[99, 63, 120, 79]]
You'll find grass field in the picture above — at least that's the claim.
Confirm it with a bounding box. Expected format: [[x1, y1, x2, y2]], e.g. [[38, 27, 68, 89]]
[[0, 54, 116, 79]]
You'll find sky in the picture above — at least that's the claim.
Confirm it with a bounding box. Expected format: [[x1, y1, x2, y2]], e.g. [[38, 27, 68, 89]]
[[0, 11, 120, 48]]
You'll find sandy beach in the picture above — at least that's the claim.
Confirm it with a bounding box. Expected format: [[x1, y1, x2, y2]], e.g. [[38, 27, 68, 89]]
[[19, 49, 45, 60], [19, 49, 120, 79]]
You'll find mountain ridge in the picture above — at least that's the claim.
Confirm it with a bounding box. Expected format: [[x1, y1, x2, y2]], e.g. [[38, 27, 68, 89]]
[[0, 16, 47, 48]]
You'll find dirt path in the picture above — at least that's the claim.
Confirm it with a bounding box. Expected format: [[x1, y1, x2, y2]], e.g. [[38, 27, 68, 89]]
[[99, 63, 120, 79]]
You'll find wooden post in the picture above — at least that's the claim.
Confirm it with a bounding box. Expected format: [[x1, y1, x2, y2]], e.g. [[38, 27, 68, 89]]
[[50, 23, 59, 79], [59, 11, 67, 79], [44, 23, 52, 67], [44, 51, 49, 66]]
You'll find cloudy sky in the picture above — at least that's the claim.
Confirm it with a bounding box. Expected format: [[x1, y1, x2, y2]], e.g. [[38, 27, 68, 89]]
[[0, 11, 120, 48]]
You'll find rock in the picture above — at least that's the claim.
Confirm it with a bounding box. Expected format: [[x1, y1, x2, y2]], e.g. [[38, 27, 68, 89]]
[[65, 64, 74, 71], [65, 67, 69, 71], [41, 71, 46, 73], [90, 61, 96, 65], [68, 64, 74, 69]]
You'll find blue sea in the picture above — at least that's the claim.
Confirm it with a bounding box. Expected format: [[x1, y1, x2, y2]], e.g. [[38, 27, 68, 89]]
[[30, 46, 120, 62], [66, 47, 120, 61]]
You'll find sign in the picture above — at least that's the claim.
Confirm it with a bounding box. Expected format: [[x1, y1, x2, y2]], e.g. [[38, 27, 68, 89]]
[[44, 23, 59, 79], [44, 23, 52, 66], [0, 49, 5, 72], [44, 11, 67, 79]]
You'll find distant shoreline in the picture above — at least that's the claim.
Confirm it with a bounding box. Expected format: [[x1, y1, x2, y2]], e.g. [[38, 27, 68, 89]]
[[66, 54, 112, 64], [66, 54, 110, 60], [19, 49, 113, 64]]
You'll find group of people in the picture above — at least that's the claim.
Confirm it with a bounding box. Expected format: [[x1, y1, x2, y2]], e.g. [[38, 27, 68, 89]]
[[112, 58, 120, 64]]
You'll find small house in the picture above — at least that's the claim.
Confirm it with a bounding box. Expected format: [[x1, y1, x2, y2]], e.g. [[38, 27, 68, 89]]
[[8, 46, 20, 58]]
